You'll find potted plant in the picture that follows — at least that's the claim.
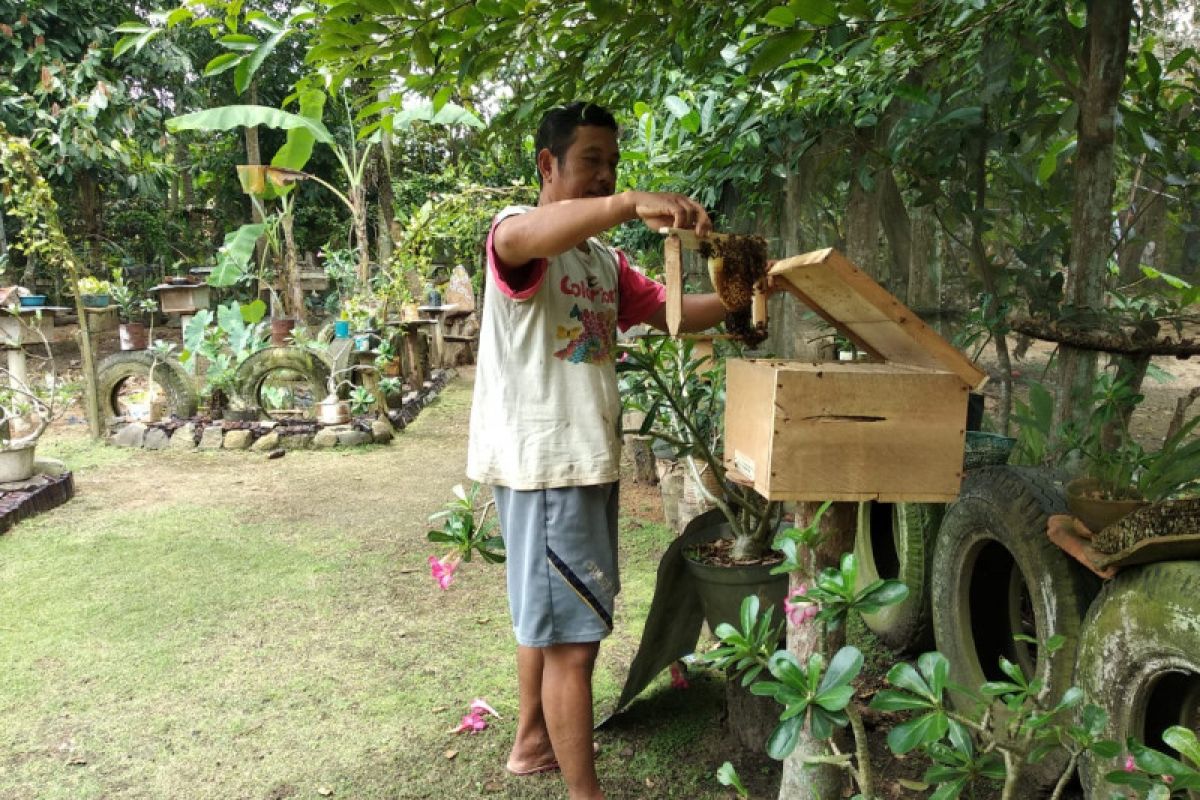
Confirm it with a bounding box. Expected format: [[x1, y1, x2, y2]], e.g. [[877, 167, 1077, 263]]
[[0, 308, 65, 480], [110, 282, 157, 351], [317, 365, 378, 424], [77, 275, 112, 308], [619, 336, 784, 630], [373, 338, 401, 377], [1065, 374, 1200, 532]]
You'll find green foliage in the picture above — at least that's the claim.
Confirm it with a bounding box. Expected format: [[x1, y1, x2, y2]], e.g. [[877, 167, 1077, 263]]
[[180, 300, 268, 402], [715, 761, 749, 799], [1066, 374, 1200, 502], [1103, 726, 1200, 798], [790, 553, 910, 631], [425, 483, 505, 564], [751, 645, 863, 758], [701, 595, 783, 687], [347, 385, 375, 415]]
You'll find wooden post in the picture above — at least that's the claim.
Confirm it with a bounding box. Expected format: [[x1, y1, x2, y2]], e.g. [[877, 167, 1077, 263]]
[[778, 501, 857, 800]]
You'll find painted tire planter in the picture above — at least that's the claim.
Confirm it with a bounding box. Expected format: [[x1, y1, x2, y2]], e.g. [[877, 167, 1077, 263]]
[[97, 350, 199, 421], [683, 521, 787, 634], [854, 500, 943, 652], [931, 466, 1101, 793], [1076, 561, 1200, 798], [232, 346, 333, 414]]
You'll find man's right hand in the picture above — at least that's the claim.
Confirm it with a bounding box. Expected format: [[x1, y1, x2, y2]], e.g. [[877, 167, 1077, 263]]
[[626, 191, 711, 239]]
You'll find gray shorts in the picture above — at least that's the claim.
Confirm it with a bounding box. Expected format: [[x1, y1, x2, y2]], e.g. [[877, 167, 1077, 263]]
[[492, 483, 620, 647]]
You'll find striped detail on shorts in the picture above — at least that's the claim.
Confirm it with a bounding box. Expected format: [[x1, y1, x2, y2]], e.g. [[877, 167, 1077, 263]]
[[546, 545, 613, 631]]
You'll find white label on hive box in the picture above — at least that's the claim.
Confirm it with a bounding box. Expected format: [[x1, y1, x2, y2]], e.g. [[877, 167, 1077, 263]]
[[733, 450, 756, 481]]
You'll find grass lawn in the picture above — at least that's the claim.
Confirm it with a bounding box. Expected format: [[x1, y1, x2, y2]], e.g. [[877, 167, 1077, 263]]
[[0, 376, 779, 799]]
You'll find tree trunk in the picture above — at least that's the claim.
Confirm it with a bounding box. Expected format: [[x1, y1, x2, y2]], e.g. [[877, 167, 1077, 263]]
[[246, 82, 265, 269], [845, 135, 884, 284], [376, 127, 396, 268], [1116, 161, 1166, 284], [878, 168, 912, 300], [77, 171, 103, 271], [1052, 0, 1133, 451], [779, 501, 857, 800], [280, 210, 305, 325], [907, 206, 941, 316]]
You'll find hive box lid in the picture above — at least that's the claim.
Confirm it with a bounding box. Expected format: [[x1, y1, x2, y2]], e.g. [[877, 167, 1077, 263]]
[[771, 248, 987, 390]]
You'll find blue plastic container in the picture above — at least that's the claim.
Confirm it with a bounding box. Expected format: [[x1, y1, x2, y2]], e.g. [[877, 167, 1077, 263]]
[[334, 320, 350, 339], [19, 295, 46, 307]]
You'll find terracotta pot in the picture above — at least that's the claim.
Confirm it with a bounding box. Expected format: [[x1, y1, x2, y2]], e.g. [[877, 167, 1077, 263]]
[[270, 318, 296, 346], [118, 322, 148, 351], [1066, 476, 1148, 535]]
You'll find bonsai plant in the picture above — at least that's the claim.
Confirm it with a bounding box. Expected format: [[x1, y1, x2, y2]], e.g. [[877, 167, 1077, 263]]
[[619, 336, 782, 561], [0, 307, 66, 480], [1064, 373, 1200, 531]]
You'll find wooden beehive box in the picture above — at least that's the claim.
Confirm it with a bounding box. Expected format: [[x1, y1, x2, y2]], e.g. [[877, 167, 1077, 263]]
[[152, 284, 211, 315], [724, 248, 987, 502]]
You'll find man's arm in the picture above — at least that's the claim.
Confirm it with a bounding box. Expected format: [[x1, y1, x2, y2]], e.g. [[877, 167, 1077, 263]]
[[493, 191, 711, 268], [643, 293, 727, 334]]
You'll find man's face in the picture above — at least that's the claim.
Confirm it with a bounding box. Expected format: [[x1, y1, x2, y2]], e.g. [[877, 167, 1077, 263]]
[[539, 124, 619, 203]]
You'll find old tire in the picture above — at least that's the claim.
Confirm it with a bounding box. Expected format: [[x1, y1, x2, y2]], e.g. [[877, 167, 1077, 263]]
[[1077, 561, 1200, 798], [854, 501, 943, 652], [232, 347, 333, 411], [97, 350, 198, 421], [931, 466, 1101, 792]]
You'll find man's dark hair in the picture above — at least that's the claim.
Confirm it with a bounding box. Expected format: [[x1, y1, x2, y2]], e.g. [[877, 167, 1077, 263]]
[[534, 102, 618, 186]]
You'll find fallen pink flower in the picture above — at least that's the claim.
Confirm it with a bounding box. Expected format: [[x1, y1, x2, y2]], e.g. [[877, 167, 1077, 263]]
[[784, 585, 819, 628], [470, 698, 501, 719], [1162, 775, 1174, 785], [669, 662, 689, 690], [1124, 755, 1136, 772], [428, 554, 461, 590], [450, 711, 487, 734]]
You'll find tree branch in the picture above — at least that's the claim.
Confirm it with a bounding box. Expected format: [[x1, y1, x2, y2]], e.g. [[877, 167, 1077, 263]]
[[1008, 314, 1200, 357]]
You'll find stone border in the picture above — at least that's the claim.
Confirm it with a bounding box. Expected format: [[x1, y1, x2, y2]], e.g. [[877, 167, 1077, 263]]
[[0, 460, 75, 534], [108, 369, 455, 452]]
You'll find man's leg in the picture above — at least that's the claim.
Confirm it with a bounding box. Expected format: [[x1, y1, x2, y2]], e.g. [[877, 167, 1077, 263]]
[[506, 645, 556, 773], [542, 641, 602, 800]]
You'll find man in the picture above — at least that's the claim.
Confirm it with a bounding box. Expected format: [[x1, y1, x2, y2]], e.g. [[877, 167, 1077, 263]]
[[466, 101, 728, 800]]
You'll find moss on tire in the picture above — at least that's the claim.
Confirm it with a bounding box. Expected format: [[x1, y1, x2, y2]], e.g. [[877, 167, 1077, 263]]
[[97, 350, 198, 421], [1077, 561, 1200, 798], [931, 466, 1101, 792], [854, 501, 943, 652], [232, 346, 333, 412]]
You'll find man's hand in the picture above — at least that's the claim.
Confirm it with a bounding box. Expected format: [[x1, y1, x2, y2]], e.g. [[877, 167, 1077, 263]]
[[627, 191, 711, 238]]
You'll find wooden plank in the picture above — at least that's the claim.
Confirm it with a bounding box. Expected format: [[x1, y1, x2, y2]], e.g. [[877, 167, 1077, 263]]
[[724, 359, 775, 490], [665, 235, 683, 336], [658, 227, 728, 250], [770, 366, 966, 501], [771, 248, 987, 390]]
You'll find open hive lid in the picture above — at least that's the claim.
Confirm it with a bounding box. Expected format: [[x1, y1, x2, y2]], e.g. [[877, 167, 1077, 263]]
[[770, 247, 987, 390]]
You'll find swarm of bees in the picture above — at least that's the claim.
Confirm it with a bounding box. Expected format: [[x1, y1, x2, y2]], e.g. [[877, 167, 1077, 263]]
[[699, 234, 770, 347]]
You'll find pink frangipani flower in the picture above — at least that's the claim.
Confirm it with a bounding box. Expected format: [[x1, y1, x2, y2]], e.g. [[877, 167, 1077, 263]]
[[428, 554, 461, 590], [669, 662, 689, 690], [784, 584, 818, 628], [469, 698, 501, 719], [1124, 754, 1136, 772], [450, 711, 487, 734]]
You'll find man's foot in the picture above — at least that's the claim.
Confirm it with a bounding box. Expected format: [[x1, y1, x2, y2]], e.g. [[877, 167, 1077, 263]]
[[506, 759, 560, 777]]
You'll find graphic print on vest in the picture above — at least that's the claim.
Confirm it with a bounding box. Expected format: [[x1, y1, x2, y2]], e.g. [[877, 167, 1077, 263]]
[[554, 303, 617, 364]]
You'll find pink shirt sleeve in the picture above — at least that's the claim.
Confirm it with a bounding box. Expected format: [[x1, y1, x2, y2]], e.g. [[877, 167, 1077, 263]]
[[486, 215, 548, 300], [616, 250, 666, 332]]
